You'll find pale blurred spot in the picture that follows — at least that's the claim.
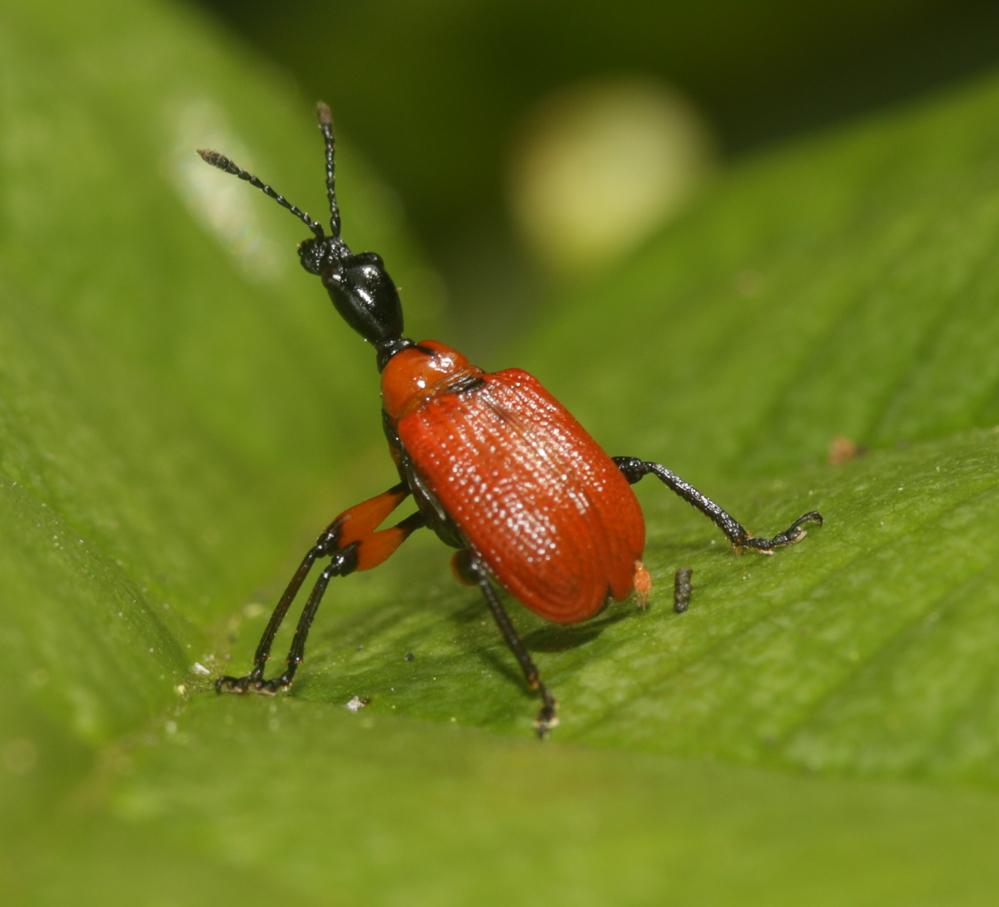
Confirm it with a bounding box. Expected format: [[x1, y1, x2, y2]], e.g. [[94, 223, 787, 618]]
[[166, 97, 288, 282], [828, 435, 866, 465], [735, 269, 764, 298], [3, 737, 37, 775], [509, 79, 715, 277]]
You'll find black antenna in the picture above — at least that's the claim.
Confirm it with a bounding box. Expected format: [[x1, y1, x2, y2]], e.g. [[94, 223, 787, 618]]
[[197, 148, 325, 239], [315, 102, 342, 238]]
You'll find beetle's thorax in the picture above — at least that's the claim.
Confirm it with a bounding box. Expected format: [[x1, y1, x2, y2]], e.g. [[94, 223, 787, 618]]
[[381, 340, 483, 421]]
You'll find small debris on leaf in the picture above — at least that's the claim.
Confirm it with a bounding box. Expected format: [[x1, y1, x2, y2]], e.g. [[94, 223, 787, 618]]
[[828, 435, 865, 465], [673, 567, 693, 613]]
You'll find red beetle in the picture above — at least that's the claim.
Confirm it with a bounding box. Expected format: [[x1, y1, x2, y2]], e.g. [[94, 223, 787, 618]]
[[201, 104, 822, 735]]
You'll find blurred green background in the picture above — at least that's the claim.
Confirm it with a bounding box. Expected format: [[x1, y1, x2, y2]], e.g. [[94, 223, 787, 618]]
[[3, 1, 999, 904], [200, 0, 999, 337]]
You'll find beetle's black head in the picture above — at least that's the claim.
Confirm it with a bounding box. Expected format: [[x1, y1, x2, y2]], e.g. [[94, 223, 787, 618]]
[[299, 238, 404, 350], [197, 102, 412, 369]]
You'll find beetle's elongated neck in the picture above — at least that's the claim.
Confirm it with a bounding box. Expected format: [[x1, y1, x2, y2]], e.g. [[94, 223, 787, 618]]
[[376, 337, 416, 371]]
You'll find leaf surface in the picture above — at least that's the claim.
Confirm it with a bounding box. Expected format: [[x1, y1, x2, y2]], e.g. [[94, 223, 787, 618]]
[[3, 2, 999, 904]]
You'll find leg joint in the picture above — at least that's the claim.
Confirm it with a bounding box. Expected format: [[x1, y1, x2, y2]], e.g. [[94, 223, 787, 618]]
[[314, 532, 338, 557], [452, 548, 482, 585], [612, 455, 647, 484], [327, 542, 360, 578]]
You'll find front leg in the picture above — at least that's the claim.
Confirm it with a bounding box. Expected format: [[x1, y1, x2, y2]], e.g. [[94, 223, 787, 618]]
[[613, 456, 822, 554], [217, 482, 424, 694]]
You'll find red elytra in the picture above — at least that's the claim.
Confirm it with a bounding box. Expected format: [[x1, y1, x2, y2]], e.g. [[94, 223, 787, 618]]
[[383, 340, 646, 624], [202, 103, 823, 737]]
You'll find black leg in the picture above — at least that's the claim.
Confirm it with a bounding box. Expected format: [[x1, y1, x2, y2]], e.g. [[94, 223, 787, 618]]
[[217, 483, 421, 695], [458, 551, 558, 738], [217, 546, 359, 694], [613, 456, 823, 554], [247, 534, 334, 682]]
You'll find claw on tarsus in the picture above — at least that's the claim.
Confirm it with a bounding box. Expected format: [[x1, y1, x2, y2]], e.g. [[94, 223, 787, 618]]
[[534, 704, 560, 740], [741, 510, 824, 554], [215, 675, 290, 696]]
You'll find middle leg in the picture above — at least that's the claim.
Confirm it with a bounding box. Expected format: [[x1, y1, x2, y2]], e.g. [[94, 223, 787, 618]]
[[454, 550, 559, 738]]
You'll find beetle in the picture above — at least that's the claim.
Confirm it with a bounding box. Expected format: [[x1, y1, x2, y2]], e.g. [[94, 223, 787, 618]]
[[200, 103, 822, 736]]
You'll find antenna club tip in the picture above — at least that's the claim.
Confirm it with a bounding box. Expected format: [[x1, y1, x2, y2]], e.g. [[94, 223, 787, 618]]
[[197, 148, 231, 171], [316, 101, 333, 127]]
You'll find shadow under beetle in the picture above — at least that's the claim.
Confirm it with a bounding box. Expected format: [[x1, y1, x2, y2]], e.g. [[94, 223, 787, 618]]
[[199, 103, 823, 737]]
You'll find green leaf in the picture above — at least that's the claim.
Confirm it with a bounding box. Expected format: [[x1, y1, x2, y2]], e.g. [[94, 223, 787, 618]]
[[3, 1, 999, 903]]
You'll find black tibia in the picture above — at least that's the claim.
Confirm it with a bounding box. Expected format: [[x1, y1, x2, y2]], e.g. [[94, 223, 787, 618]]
[[613, 456, 823, 553], [216, 493, 423, 696], [214, 528, 359, 695], [457, 550, 559, 738], [216, 546, 359, 695]]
